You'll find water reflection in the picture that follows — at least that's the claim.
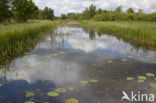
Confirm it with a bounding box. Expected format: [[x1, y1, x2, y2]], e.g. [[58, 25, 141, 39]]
[[0, 25, 156, 103]]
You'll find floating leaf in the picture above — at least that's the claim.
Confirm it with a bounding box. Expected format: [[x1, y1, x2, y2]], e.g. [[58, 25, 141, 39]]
[[137, 80, 144, 83], [32, 55, 37, 57], [60, 52, 65, 54], [64, 98, 79, 103], [122, 59, 127, 61], [128, 56, 133, 58], [90, 79, 98, 83], [26, 66, 32, 70], [155, 78, 156, 80], [47, 91, 59, 97], [0, 73, 7, 76], [126, 77, 134, 81], [25, 91, 35, 98], [68, 87, 74, 91], [42, 62, 47, 65], [80, 81, 89, 84], [146, 73, 155, 77], [108, 60, 113, 63], [9, 68, 16, 71], [149, 83, 156, 89], [55, 88, 66, 93], [0, 83, 2, 87], [138, 76, 146, 80], [46, 56, 51, 58], [24, 101, 35, 103]]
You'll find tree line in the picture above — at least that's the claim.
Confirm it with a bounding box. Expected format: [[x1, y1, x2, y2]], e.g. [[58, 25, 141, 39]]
[[64, 5, 156, 21], [0, 0, 54, 22]]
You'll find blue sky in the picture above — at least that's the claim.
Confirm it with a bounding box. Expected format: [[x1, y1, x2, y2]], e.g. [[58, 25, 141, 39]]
[[33, 0, 156, 16]]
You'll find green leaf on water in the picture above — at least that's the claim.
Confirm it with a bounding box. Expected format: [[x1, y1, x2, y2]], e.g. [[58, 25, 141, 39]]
[[9, 68, 16, 70], [122, 59, 127, 61], [138, 76, 146, 80], [80, 81, 89, 84], [108, 60, 113, 63], [47, 91, 59, 97], [126, 77, 134, 81], [146, 73, 155, 77], [90, 79, 98, 83], [64, 98, 79, 103], [25, 91, 35, 98], [0, 83, 2, 87], [55, 88, 66, 93], [0, 73, 7, 76], [24, 101, 35, 103], [26, 66, 32, 70], [137, 80, 144, 83], [68, 86, 74, 91], [149, 83, 156, 89], [128, 56, 133, 58]]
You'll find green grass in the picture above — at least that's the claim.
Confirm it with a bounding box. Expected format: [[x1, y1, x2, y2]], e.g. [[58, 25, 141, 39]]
[[79, 21, 156, 50], [0, 21, 61, 65]]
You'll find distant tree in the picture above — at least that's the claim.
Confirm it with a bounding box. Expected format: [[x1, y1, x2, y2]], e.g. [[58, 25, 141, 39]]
[[43, 7, 54, 20], [12, 0, 38, 21], [115, 6, 123, 13], [82, 4, 96, 19], [61, 14, 66, 20], [127, 8, 134, 14], [96, 8, 102, 14], [0, 0, 11, 22]]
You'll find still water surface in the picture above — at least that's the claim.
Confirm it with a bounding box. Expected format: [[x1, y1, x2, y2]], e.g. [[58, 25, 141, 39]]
[[0, 24, 156, 103]]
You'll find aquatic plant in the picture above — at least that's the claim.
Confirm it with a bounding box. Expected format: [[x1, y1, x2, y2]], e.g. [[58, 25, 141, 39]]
[[55, 88, 66, 93], [64, 98, 79, 103], [90, 79, 98, 83], [25, 91, 35, 98], [24, 101, 35, 103], [126, 77, 134, 81], [0, 83, 2, 87], [138, 76, 147, 80], [79, 21, 156, 50], [0, 21, 60, 65], [68, 86, 74, 91], [80, 81, 89, 84], [47, 91, 59, 97], [146, 73, 155, 77], [149, 83, 156, 89], [137, 80, 144, 83]]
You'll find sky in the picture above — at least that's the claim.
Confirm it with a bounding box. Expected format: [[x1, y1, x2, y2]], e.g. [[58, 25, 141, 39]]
[[33, 0, 156, 16]]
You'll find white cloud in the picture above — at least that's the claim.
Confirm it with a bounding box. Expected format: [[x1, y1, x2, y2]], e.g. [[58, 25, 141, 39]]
[[33, 0, 156, 16]]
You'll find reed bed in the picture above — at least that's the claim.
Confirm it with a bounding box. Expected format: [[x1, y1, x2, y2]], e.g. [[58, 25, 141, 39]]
[[0, 21, 61, 65], [79, 21, 156, 50]]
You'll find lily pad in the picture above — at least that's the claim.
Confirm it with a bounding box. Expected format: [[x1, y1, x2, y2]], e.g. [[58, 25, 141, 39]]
[[155, 78, 156, 80], [122, 59, 127, 61], [137, 80, 144, 83], [60, 52, 65, 54], [9, 68, 16, 70], [46, 56, 51, 58], [25, 91, 35, 98], [0, 73, 7, 76], [90, 79, 98, 83], [146, 73, 155, 77], [138, 76, 146, 80], [26, 67, 32, 70], [149, 83, 156, 89], [47, 91, 59, 97], [126, 77, 134, 81], [64, 98, 79, 103], [68, 86, 74, 91], [24, 101, 35, 103], [80, 81, 89, 84], [0, 83, 2, 87], [55, 88, 66, 93], [128, 56, 133, 58], [42, 62, 47, 65], [108, 60, 113, 63]]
